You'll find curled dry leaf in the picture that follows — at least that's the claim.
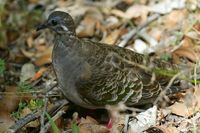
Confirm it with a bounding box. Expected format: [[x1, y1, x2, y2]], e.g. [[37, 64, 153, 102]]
[[172, 47, 197, 63], [163, 10, 188, 30], [76, 16, 97, 37], [168, 102, 189, 117], [172, 37, 200, 63], [78, 116, 110, 133], [21, 49, 35, 58], [101, 29, 121, 45], [125, 5, 149, 24], [168, 87, 200, 117], [104, 16, 120, 29], [76, 8, 103, 38], [111, 5, 149, 24]]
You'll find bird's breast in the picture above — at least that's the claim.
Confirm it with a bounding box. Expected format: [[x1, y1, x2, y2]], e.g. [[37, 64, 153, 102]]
[[52, 40, 95, 108]]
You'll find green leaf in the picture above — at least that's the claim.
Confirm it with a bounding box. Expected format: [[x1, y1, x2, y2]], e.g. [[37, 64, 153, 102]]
[[72, 123, 80, 133], [45, 112, 60, 133]]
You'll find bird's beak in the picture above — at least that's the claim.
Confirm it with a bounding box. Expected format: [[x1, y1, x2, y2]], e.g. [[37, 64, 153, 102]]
[[36, 21, 49, 31]]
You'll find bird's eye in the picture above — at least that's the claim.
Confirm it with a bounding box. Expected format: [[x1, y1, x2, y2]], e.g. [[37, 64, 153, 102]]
[[51, 19, 57, 26]]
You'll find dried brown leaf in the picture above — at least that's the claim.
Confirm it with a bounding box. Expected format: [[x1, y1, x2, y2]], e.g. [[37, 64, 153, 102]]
[[164, 10, 187, 30], [77, 16, 97, 37], [21, 49, 35, 58], [102, 29, 121, 45], [79, 116, 110, 133], [173, 47, 197, 62], [172, 37, 200, 63], [79, 123, 110, 133], [34, 46, 53, 66], [168, 87, 200, 117], [104, 16, 120, 29], [125, 5, 149, 24], [0, 86, 20, 113], [0, 112, 15, 132]]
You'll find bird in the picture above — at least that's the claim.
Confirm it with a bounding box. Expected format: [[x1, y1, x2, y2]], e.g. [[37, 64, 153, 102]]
[[36, 11, 188, 109]]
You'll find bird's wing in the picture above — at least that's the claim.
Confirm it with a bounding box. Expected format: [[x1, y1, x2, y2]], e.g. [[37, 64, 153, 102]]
[[76, 44, 162, 106]]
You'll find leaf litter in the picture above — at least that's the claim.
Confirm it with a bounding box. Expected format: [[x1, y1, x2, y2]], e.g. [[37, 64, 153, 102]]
[[0, 0, 200, 132]]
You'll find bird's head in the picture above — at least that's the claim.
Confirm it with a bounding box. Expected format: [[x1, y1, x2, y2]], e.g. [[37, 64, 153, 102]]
[[36, 11, 75, 35]]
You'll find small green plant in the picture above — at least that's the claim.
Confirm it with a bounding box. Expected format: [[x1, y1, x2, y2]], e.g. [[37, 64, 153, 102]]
[[11, 101, 27, 119], [0, 58, 5, 75], [11, 99, 43, 119], [17, 82, 33, 93], [28, 99, 43, 110]]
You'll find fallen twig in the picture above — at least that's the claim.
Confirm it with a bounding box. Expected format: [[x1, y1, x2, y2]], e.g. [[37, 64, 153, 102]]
[[117, 14, 161, 47], [6, 110, 41, 133]]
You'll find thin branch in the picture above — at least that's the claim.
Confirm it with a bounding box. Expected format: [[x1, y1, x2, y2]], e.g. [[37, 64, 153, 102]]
[[40, 81, 57, 133], [5, 110, 40, 133], [117, 14, 161, 47]]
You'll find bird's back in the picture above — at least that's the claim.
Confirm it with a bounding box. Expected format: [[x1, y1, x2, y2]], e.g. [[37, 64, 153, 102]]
[[71, 39, 180, 107]]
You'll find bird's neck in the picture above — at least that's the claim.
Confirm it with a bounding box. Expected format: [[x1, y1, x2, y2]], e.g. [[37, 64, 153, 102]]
[[54, 32, 79, 48], [54, 34, 82, 54]]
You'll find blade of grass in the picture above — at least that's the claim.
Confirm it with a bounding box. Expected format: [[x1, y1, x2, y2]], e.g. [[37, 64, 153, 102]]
[[45, 112, 60, 133]]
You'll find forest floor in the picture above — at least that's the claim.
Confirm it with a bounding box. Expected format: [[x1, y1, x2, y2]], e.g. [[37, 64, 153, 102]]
[[0, 0, 200, 132]]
